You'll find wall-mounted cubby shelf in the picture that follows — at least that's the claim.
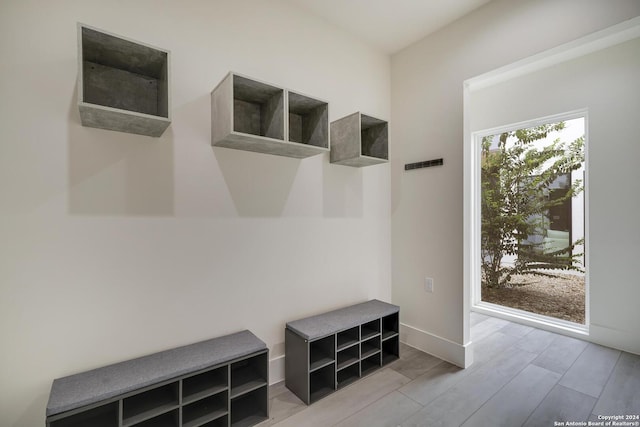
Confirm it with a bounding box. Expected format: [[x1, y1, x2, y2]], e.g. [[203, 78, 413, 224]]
[[77, 23, 171, 137], [285, 299, 399, 405], [46, 330, 268, 427], [211, 72, 329, 159], [330, 112, 388, 167], [288, 91, 329, 150]]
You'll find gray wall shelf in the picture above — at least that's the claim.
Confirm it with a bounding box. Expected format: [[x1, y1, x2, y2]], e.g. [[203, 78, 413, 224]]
[[288, 91, 329, 150], [285, 300, 399, 405], [46, 330, 268, 427], [330, 112, 388, 167], [77, 23, 171, 137], [211, 72, 329, 159]]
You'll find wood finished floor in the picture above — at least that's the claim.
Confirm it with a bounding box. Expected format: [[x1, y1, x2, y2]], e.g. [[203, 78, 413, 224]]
[[261, 313, 640, 427]]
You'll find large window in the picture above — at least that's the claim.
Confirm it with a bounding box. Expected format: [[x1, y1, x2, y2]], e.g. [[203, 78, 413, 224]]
[[474, 115, 587, 327]]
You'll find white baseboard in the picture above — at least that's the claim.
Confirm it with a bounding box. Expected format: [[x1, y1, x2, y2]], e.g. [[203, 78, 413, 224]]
[[269, 354, 285, 385], [590, 323, 640, 356], [400, 323, 473, 368]]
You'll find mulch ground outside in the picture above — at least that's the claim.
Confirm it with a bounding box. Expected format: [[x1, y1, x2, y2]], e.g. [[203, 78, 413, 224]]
[[482, 272, 585, 324]]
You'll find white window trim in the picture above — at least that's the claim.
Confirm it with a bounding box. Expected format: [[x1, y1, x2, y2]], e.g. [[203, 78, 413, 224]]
[[469, 111, 590, 337]]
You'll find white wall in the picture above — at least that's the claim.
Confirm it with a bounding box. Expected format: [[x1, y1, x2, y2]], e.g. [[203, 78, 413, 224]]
[[469, 35, 640, 353], [0, 1, 390, 426], [391, 0, 640, 366]]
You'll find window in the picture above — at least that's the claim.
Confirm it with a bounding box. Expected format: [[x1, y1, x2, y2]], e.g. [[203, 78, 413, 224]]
[[471, 113, 588, 331]]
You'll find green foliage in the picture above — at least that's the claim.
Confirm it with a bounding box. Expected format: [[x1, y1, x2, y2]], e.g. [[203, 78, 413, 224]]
[[481, 121, 585, 288]]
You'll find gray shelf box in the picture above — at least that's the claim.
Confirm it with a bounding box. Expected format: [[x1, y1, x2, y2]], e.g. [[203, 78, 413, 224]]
[[211, 72, 329, 159], [287, 91, 329, 153], [78, 23, 171, 137], [330, 112, 388, 167]]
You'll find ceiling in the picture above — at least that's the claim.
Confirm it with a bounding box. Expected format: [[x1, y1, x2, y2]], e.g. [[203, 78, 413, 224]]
[[286, 0, 492, 54]]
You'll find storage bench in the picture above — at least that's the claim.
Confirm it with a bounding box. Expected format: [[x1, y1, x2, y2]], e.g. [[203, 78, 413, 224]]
[[285, 299, 399, 404], [46, 330, 268, 427]]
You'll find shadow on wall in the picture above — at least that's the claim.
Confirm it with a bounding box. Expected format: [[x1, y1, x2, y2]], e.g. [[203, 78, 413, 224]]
[[214, 146, 300, 217], [214, 142, 364, 218], [67, 88, 175, 216], [322, 158, 363, 218], [67, 84, 366, 218]]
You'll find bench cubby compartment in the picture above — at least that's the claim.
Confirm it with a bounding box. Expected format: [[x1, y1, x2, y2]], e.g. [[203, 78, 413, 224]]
[[198, 418, 228, 427], [46, 330, 268, 427], [336, 362, 359, 390], [211, 72, 330, 158], [132, 410, 178, 427], [337, 344, 359, 371], [230, 386, 268, 427], [330, 112, 388, 167], [182, 366, 227, 405], [309, 335, 335, 372], [309, 363, 335, 403], [337, 326, 359, 351], [123, 382, 179, 426], [361, 319, 381, 341], [361, 352, 382, 377], [49, 402, 118, 427], [285, 299, 399, 405], [182, 392, 228, 427], [382, 312, 400, 365], [77, 24, 171, 137], [230, 353, 268, 398], [382, 312, 399, 340], [360, 335, 381, 360]]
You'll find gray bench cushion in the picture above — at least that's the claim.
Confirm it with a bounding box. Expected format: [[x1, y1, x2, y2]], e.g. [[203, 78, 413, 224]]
[[47, 330, 266, 416], [286, 299, 399, 341]]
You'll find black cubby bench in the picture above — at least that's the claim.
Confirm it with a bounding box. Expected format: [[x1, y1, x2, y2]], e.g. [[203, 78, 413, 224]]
[[46, 330, 268, 427], [285, 299, 400, 405]]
